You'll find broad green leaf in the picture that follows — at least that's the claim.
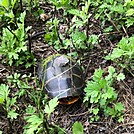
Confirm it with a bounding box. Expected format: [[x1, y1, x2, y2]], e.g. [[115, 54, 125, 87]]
[[104, 106, 116, 117], [90, 90, 100, 103], [1, 0, 9, 7], [117, 73, 125, 81], [105, 48, 124, 60], [126, 9, 134, 16], [72, 122, 84, 134], [72, 29, 86, 43], [23, 114, 43, 134], [23, 127, 37, 134], [126, 17, 134, 27], [102, 87, 116, 100], [88, 35, 99, 45], [99, 79, 107, 88]]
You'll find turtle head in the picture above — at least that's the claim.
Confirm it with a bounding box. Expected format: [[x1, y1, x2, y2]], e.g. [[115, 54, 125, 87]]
[[54, 55, 69, 67]]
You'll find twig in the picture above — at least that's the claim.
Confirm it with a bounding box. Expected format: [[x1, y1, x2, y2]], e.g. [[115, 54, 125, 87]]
[[56, 27, 64, 47], [84, 59, 91, 78], [122, 25, 128, 37], [113, 122, 134, 131], [28, 31, 46, 40], [20, 0, 23, 12], [6, 26, 19, 41], [105, 12, 120, 32], [101, 31, 122, 35], [69, 111, 89, 117], [28, 34, 31, 53]]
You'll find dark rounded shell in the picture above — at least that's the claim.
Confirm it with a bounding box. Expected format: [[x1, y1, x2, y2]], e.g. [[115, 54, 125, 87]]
[[38, 55, 84, 99]]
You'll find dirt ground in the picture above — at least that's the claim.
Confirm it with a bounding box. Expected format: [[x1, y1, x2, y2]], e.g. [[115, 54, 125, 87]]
[[0, 3, 134, 134]]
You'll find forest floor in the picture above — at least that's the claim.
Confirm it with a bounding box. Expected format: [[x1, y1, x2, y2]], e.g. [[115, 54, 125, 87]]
[[0, 3, 134, 134]]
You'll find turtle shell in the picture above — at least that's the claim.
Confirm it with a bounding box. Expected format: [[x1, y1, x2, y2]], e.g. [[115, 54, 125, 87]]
[[38, 55, 84, 101]]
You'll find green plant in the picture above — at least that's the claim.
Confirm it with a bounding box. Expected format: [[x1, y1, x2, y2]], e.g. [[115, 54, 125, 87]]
[[44, 18, 61, 50], [7, 73, 31, 97], [0, 11, 36, 68], [23, 80, 65, 134], [68, 0, 91, 29], [90, 0, 134, 33], [23, 97, 62, 134], [105, 36, 134, 75], [0, 73, 32, 119], [0, 84, 18, 120], [49, 0, 72, 10], [72, 121, 84, 134], [0, 72, 36, 133], [0, 0, 16, 22], [84, 66, 125, 122]]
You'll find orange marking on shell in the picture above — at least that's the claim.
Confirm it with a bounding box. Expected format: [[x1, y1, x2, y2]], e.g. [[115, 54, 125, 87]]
[[59, 96, 79, 105]]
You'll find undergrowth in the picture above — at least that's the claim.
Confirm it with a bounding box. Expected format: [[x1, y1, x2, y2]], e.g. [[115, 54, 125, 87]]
[[0, 0, 133, 133]]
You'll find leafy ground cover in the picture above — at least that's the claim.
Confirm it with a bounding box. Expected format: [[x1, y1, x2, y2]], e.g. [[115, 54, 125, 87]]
[[0, 0, 134, 134]]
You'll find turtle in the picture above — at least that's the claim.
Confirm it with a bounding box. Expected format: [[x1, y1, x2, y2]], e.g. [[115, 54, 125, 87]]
[[38, 54, 84, 104]]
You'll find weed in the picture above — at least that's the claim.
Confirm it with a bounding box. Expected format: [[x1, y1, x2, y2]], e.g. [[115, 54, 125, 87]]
[[90, 0, 134, 32], [0, 11, 36, 68], [105, 36, 134, 75], [84, 66, 125, 122]]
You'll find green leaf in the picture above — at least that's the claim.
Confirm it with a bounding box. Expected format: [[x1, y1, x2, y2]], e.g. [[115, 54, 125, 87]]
[[24, 114, 43, 134], [1, 0, 9, 7], [0, 84, 10, 104], [68, 9, 80, 17], [72, 29, 86, 43], [93, 68, 104, 81], [72, 122, 84, 134], [117, 73, 125, 81], [8, 109, 18, 119], [102, 87, 116, 100], [114, 102, 124, 112], [105, 48, 124, 60], [99, 79, 107, 88], [10, 97, 17, 106], [44, 97, 59, 117], [19, 11, 26, 23], [91, 108, 99, 115], [23, 127, 37, 134], [118, 115, 124, 123], [26, 115, 42, 124], [108, 66, 115, 74], [11, 0, 17, 8], [126, 9, 134, 16], [26, 105, 36, 114], [88, 34, 99, 45]]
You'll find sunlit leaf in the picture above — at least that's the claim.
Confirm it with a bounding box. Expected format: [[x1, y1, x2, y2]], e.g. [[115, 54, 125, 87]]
[[44, 97, 59, 117], [72, 122, 84, 134]]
